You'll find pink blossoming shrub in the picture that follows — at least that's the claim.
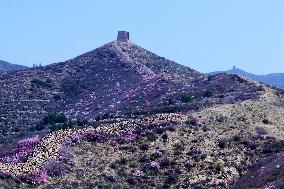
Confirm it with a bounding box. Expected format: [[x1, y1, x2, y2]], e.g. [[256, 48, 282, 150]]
[[132, 170, 144, 177], [118, 128, 139, 142], [81, 131, 106, 143], [188, 118, 206, 126], [184, 160, 194, 170], [23, 169, 49, 185], [68, 134, 81, 144], [109, 140, 119, 146], [45, 161, 67, 177], [0, 135, 40, 163], [17, 135, 40, 146], [150, 161, 160, 169], [59, 146, 76, 165]]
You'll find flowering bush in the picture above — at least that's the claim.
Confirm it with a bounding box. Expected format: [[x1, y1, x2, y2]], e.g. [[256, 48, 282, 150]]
[[150, 161, 160, 169], [109, 140, 119, 146], [184, 160, 194, 170], [45, 161, 67, 177], [81, 131, 106, 142], [160, 158, 172, 168], [132, 170, 144, 177], [187, 118, 206, 126], [0, 135, 40, 163], [118, 128, 139, 142], [23, 169, 49, 185], [59, 146, 76, 165]]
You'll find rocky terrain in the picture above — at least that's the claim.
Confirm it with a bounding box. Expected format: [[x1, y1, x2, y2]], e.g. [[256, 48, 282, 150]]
[[0, 33, 283, 188]]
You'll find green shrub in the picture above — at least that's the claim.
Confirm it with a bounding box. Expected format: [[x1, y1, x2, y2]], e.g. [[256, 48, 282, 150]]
[[31, 78, 52, 88], [43, 113, 67, 125], [140, 144, 149, 151], [218, 138, 229, 148], [35, 123, 45, 131], [162, 98, 174, 106], [50, 124, 59, 132], [232, 134, 242, 142], [180, 93, 192, 103], [203, 90, 213, 98], [33, 113, 72, 132]]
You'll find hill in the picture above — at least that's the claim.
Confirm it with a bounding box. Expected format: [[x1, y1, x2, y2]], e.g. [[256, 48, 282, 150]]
[[0, 60, 27, 73], [0, 32, 282, 189], [210, 67, 284, 88], [0, 33, 263, 137]]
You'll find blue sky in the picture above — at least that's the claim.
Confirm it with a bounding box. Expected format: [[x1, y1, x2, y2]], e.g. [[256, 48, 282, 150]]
[[0, 0, 283, 74]]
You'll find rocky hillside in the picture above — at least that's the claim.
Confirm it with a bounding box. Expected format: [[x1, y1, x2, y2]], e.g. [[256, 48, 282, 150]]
[[0, 39, 263, 137], [0, 33, 281, 189], [210, 67, 284, 89], [0, 86, 283, 189], [0, 60, 27, 73]]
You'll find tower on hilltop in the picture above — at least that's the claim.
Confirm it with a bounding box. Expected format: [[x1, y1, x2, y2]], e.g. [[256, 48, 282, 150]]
[[117, 31, 130, 42]]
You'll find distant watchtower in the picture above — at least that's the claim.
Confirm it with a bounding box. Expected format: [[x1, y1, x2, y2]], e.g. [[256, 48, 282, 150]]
[[117, 31, 130, 42]]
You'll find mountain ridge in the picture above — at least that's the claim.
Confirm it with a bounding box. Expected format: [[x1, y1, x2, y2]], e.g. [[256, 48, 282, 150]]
[[210, 67, 284, 88]]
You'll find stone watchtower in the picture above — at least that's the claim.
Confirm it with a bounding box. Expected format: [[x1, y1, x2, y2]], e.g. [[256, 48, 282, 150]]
[[117, 31, 130, 42]]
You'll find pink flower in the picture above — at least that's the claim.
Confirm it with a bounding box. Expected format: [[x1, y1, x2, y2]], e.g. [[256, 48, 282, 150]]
[[126, 134, 138, 141], [17, 135, 40, 147], [110, 140, 119, 146], [133, 170, 144, 177], [1, 135, 40, 163], [150, 161, 160, 169], [70, 135, 81, 144]]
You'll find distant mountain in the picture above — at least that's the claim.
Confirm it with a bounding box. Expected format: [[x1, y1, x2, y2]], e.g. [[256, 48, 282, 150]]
[[0, 60, 27, 73], [210, 66, 284, 88]]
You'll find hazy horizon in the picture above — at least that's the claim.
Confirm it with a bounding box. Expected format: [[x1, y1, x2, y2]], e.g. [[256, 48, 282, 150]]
[[1, 0, 284, 74]]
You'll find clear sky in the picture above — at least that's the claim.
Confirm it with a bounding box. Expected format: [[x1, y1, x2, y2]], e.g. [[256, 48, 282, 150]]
[[0, 0, 283, 74]]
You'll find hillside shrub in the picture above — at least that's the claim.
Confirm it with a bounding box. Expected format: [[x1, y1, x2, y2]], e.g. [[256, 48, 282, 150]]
[[232, 134, 242, 142], [262, 119, 270, 124], [162, 98, 174, 106], [217, 139, 229, 149], [34, 123, 45, 131], [165, 172, 179, 185], [59, 147, 76, 165], [140, 144, 149, 151], [180, 93, 193, 103], [0, 135, 40, 163], [203, 90, 213, 98], [23, 169, 49, 185], [43, 113, 67, 125], [45, 161, 67, 177], [160, 158, 172, 168], [255, 126, 268, 136], [31, 78, 52, 88], [32, 113, 73, 132]]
